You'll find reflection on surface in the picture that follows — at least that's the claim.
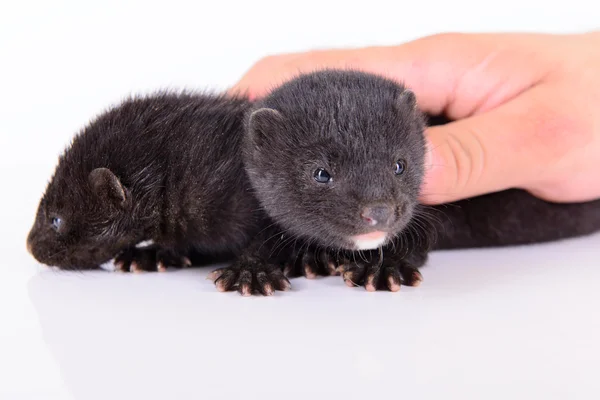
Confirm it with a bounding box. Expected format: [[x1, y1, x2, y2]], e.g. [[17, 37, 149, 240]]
[[28, 234, 600, 399]]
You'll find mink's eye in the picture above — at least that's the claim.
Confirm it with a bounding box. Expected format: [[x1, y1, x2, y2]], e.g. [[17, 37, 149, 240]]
[[394, 159, 407, 176], [51, 217, 63, 231], [313, 168, 332, 183]]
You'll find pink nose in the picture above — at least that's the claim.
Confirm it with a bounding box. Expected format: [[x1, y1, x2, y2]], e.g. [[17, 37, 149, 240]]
[[360, 206, 394, 227]]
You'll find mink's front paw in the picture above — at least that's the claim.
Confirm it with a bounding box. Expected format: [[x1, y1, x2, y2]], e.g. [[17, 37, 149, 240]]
[[283, 248, 343, 279], [113, 246, 191, 273], [208, 256, 291, 296], [340, 257, 422, 292]]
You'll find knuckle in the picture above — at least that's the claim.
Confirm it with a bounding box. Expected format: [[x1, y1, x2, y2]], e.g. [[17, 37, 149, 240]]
[[528, 104, 592, 162], [443, 127, 486, 196]]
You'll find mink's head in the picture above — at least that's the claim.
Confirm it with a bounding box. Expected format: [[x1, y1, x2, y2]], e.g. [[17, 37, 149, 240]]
[[243, 70, 427, 251], [26, 121, 146, 270]]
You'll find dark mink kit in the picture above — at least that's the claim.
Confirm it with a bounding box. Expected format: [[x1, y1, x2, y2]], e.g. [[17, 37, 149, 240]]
[[27, 91, 260, 272], [233, 69, 600, 292]]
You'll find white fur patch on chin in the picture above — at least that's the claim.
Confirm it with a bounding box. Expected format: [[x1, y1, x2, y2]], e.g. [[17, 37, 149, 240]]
[[352, 236, 388, 250]]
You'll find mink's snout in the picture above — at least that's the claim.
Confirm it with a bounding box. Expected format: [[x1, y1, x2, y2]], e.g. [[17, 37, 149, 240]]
[[26, 226, 43, 259], [360, 205, 395, 228], [26, 230, 50, 266]]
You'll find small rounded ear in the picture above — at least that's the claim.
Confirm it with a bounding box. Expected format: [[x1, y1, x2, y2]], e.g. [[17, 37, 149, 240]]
[[89, 168, 127, 208], [247, 108, 284, 148], [396, 89, 417, 111]]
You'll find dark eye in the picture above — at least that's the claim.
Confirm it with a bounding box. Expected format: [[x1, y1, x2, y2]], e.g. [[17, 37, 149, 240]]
[[394, 160, 407, 176], [313, 168, 332, 183], [51, 217, 63, 231]]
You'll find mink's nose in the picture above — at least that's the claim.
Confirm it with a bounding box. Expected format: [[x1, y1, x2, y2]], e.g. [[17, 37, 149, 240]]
[[360, 205, 394, 227]]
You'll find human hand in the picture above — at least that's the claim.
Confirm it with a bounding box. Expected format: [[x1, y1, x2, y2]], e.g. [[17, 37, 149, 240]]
[[229, 31, 600, 205]]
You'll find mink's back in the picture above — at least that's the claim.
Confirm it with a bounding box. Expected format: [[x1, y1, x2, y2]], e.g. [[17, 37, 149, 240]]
[[63, 91, 257, 254], [430, 189, 600, 249]]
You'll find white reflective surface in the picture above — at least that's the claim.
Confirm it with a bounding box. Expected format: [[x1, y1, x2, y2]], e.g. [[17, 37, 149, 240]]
[[3, 235, 600, 400], [2, 1, 600, 399]]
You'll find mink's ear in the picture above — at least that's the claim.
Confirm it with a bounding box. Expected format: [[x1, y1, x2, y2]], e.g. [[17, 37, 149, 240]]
[[88, 168, 128, 208], [396, 89, 417, 111], [247, 108, 285, 148]]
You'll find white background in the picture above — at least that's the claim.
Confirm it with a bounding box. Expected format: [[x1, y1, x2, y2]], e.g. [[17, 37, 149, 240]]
[[1, 1, 599, 399]]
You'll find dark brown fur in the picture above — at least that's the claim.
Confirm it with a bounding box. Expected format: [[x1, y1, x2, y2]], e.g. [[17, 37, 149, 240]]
[[27, 91, 259, 270]]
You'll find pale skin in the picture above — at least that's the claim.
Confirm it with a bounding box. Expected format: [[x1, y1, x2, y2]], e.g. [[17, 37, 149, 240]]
[[229, 31, 600, 205]]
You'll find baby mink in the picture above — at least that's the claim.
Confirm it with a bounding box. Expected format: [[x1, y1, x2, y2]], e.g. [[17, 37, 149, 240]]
[[212, 69, 600, 294], [27, 91, 264, 273]]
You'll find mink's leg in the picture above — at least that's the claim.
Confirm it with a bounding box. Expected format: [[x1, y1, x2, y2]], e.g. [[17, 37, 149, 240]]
[[207, 253, 291, 296], [282, 246, 344, 279], [207, 225, 292, 296], [340, 246, 427, 292], [340, 217, 435, 291], [113, 245, 191, 273]]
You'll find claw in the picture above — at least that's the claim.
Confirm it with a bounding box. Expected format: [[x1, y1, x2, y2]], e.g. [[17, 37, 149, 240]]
[[327, 262, 339, 276], [365, 275, 377, 292], [280, 279, 292, 291], [283, 263, 294, 277], [410, 270, 423, 286], [215, 280, 228, 292], [114, 261, 127, 273], [304, 264, 317, 279], [207, 269, 224, 282], [262, 283, 274, 296], [240, 284, 252, 297], [387, 276, 401, 292], [131, 262, 144, 273], [343, 271, 359, 287]]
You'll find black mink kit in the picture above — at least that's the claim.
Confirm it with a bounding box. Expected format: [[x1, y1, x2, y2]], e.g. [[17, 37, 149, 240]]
[[27, 91, 260, 272]]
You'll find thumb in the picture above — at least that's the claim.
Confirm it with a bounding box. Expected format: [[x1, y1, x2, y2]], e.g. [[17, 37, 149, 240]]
[[419, 86, 568, 204]]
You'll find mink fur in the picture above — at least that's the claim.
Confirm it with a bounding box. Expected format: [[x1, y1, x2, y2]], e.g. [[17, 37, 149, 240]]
[[27, 91, 259, 271], [236, 69, 600, 292], [27, 70, 600, 294]]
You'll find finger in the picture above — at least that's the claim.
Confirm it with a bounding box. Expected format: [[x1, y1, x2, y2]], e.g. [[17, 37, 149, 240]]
[[228, 32, 554, 117], [420, 84, 585, 204]]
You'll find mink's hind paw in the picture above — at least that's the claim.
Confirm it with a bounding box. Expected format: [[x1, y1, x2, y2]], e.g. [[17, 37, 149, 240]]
[[113, 246, 191, 273], [208, 257, 291, 296], [282, 248, 343, 279], [340, 257, 422, 292]]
